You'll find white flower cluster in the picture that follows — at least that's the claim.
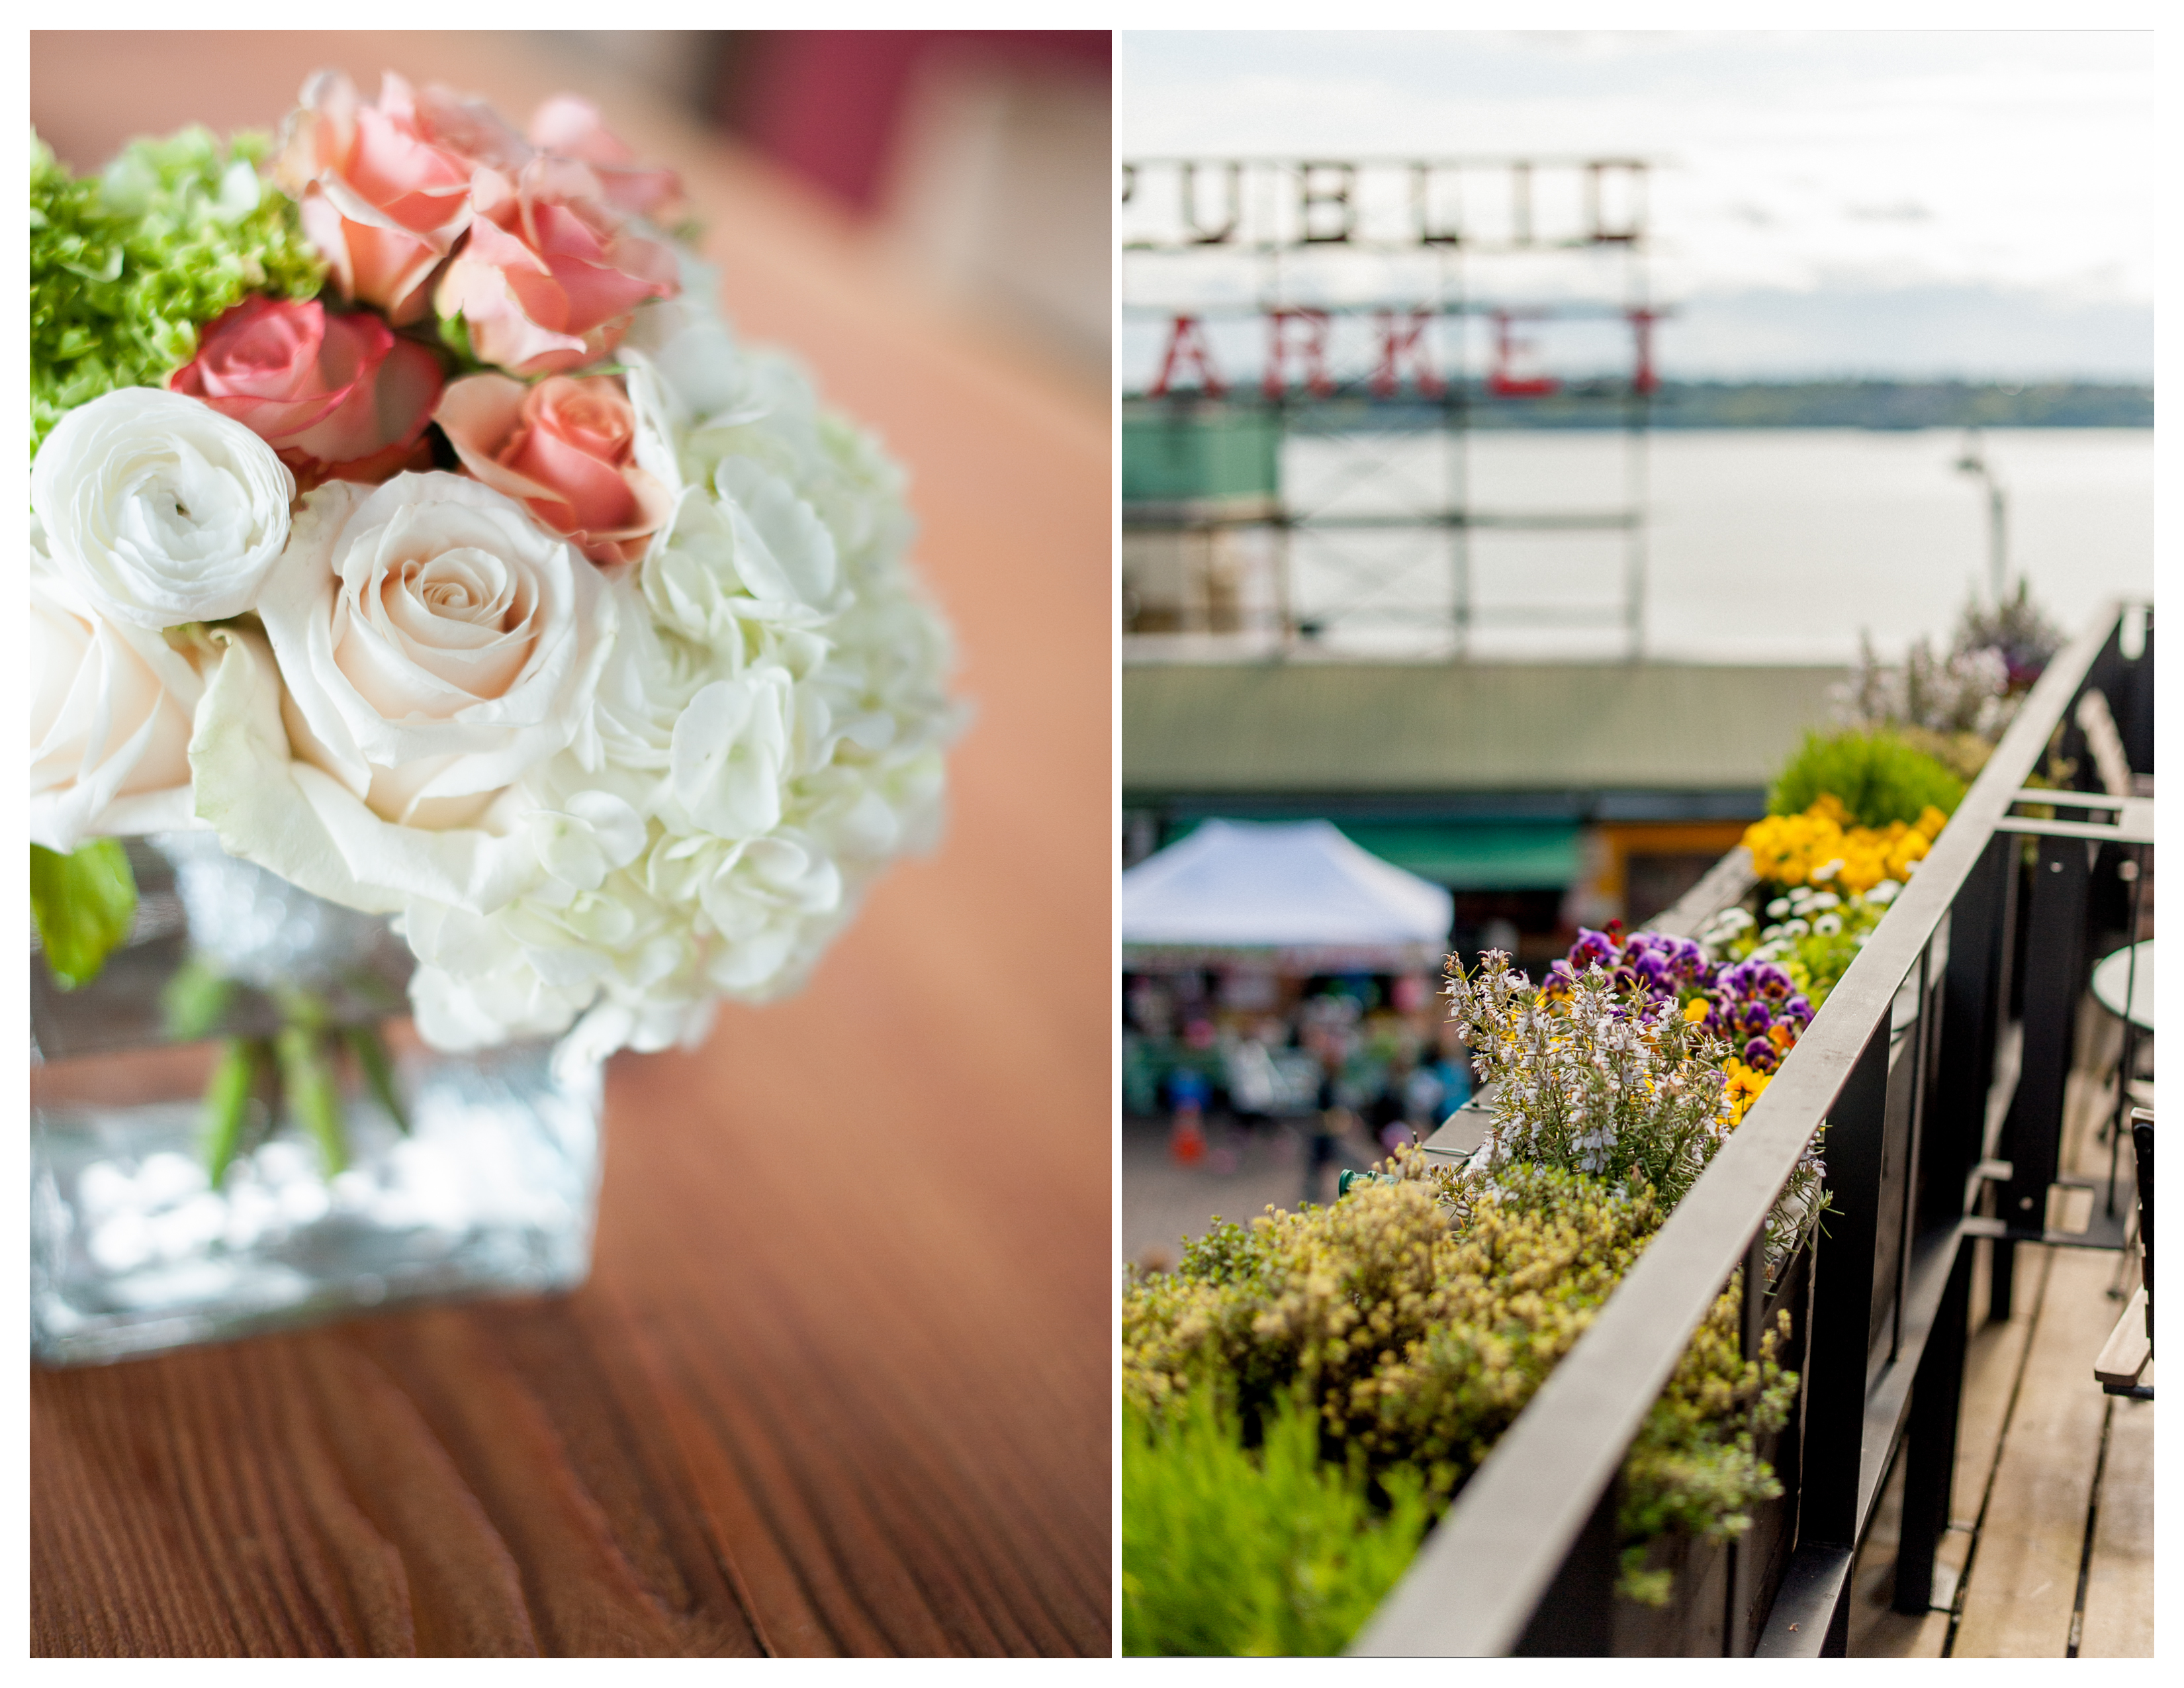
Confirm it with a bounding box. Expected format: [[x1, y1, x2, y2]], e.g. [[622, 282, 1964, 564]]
[[1445, 951, 1733, 1202], [30, 256, 958, 1070], [1699, 879, 1899, 968], [1835, 634, 2016, 740], [400, 273, 960, 1066], [1445, 951, 1828, 1257]]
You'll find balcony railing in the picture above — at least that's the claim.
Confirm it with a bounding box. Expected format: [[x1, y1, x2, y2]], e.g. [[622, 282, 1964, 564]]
[[1349, 597, 2153, 1656]]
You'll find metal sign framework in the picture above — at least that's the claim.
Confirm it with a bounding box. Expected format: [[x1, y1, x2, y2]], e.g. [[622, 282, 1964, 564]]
[[1121, 156, 1660, 657]]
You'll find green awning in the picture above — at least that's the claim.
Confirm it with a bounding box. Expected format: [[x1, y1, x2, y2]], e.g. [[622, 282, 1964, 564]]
[[1336, 822, 1580, 890], [1123, 410, 1283, 502]]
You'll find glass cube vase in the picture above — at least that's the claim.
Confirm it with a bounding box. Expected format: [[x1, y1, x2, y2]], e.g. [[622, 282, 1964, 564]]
[[31, 834, 602, 1367]]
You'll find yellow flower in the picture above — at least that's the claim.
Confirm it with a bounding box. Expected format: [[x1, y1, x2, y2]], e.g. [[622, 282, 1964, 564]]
[[1719, 1056, 1772, 1124], [1683, 998, 1708, 1023], [1745, 794, 1945, 893]]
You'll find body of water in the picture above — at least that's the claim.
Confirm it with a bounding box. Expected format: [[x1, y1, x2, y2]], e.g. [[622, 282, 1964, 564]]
[[1273, 428, 2152, 663]]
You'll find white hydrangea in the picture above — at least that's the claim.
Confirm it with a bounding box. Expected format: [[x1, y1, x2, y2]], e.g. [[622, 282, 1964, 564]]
[[404, 281, 960, 1065]]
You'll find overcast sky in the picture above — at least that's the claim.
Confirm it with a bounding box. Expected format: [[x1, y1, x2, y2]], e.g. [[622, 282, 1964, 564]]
[[1117, 30, 2154, 381]]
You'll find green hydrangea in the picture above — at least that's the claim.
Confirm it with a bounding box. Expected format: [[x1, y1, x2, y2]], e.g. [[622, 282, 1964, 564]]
[[31, 126, 326, 459]]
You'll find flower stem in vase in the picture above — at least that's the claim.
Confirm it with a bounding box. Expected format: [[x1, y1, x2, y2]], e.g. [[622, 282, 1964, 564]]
[[344, 1023, 409, 1134], [275, 1023, 349, 1177], [201, 1035, 271, 1188], [161, 953, 237, 1041]]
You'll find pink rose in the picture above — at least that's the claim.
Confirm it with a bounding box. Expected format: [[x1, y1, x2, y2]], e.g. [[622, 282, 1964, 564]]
[[435, 373, 672, 567], [526, 95, 683, 220], [169, 297, 443, 489], [275, 71, 478, 324], [434, 162, 679, 377]]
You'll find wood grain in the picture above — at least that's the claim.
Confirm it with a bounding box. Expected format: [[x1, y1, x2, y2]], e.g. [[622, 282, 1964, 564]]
[[2077, 1390, 2154, 1658], [30, 30, 1112, 1658], [1950, 1247, 2115, 1657]]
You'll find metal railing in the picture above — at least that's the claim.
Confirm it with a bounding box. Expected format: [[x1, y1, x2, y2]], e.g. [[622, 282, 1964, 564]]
[[1350, 597, 2153, 1656]]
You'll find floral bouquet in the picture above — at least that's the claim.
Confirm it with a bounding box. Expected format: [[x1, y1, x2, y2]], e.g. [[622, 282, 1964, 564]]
[[30, 73, 960, 1180]]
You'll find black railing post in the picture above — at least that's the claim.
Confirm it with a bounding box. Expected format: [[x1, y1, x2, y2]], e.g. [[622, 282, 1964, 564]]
[[1995, 833, 2091, 1254], [1928, 833, 2013, 1227], [2124, 610, 2153, 775], [1800, 1019, 1893, 1548], [1891, 1233, 1972, 1613]]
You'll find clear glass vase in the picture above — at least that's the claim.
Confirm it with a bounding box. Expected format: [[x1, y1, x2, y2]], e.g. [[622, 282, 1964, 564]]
[[30, 834, 602, 1367]]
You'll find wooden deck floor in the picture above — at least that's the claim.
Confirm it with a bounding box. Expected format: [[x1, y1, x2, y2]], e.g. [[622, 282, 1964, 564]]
[[1848, 1006, 2153, 1659]]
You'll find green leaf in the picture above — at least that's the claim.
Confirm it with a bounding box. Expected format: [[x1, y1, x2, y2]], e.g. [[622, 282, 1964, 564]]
[[30, 840, 138, 990]]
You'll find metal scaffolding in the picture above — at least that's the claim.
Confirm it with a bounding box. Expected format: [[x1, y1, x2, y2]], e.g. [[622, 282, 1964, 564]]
[[1120, 156, 1661, 659]]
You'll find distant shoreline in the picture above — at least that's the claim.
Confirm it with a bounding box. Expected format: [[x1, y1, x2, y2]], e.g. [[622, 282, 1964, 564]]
[[1124, 381, 2153, 430], [1617, 380, 2150, 430]]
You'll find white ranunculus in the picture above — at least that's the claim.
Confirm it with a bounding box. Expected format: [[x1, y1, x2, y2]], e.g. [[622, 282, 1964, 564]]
[[259, 473, 615, 826], [32, 387, 295, 628], [30, 550, 210, 853]]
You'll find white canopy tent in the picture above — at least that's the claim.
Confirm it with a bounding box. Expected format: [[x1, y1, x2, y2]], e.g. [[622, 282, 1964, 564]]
[[1120, 819, 1455, 972]]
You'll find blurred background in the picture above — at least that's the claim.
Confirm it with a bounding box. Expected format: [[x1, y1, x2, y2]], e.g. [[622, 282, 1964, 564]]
[[556, 30, 1110, 385]]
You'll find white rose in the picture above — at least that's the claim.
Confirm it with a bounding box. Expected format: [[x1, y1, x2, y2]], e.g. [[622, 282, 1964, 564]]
[[30, 548, 209, 853], [31, 387, 295, 628], [259, 473, 614, 827]]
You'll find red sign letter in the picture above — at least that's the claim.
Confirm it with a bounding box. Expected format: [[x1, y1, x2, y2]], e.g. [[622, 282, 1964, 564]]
[[1486, 312, 1559, 398], [1151, 315, 1226, 397], [1263, 309, 1334, 399], [1371, 310, 1446, 398], [1627, 307, 1661, 395]]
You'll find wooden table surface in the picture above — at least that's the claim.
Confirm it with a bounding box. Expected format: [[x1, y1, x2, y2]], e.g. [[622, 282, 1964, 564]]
[[30, 32, 1113, 1658]]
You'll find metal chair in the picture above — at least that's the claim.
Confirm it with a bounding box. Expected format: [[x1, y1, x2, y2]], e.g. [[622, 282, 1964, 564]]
[[2094, 1107, 2153, 1399]]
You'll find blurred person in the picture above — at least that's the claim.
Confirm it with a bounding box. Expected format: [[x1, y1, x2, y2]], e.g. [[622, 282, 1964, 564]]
[[1377, 1045, 1421, 1153], [1298, 994, 1363, 1205], [1165, 1064, 1208, 1167], [1428, 1020, 1476, 1118]]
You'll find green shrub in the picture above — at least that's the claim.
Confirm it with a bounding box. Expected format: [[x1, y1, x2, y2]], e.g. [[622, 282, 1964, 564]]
[[1122, 1167, 1799, 1646], [1122, 1385, 1430, 1656], [1767, 728, 1965, 830]]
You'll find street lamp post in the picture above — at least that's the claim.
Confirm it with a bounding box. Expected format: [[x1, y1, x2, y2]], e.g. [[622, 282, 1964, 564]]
[[1953, 429, 2009, 606]]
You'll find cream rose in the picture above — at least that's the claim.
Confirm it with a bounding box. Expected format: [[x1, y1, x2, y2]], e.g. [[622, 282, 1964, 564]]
[[32, 387, 296, 629], [30, 548, 209, 853], [257, 473, 614, 827]]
